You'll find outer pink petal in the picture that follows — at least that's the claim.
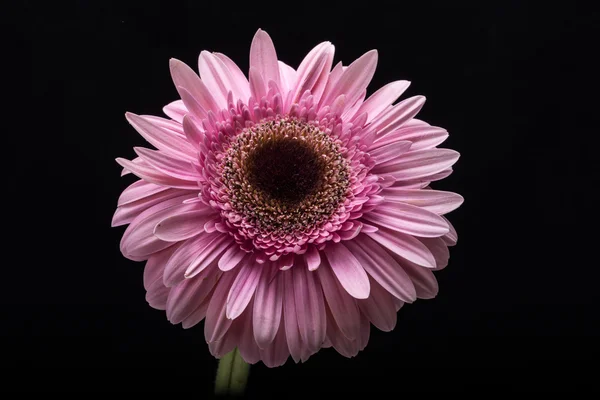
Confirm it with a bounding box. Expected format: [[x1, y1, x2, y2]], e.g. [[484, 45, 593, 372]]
[[115, 157, 199, 190], [278, 61, 296, 94], [357, 277, 397, 331], [112, 187, 189, 227], [364, 227, 436, 268], [363, 202, 449, 238], [442, 216, 458, 246], [381, 188, 464, 215], [162, 100, 187, 123], [169, 58, 219, 115], [198, 51, 247, 107], [162, 232, 222, 286], [166, 261, 222, 324], [153, 208, 215, 242], [184, 234, 232, 279], [117, 180, 170, 207], [214, 52, 251, 100], [364, 96, 426, 139], [143, 245, 180, 291], [226, 261, 263, 319], [236, 299, 262, 364], [119, 194, 197, 260], [259, 321, 289, 367], [357, 80, 411, 123], [253, 266, 284, 349], [124, 113, 196, 161], [250, 29, 281, 92], [345, 235, 416, 302], [323, 243, 370, 299], [368, 140, 412, 165], [420, 237, 450, 270], [317, 261, 361, 340], [373, 148, 460, 181], [290, 42, 335, 106], [292, 261, 326, 352], [388, 251, 439, 299], [320, 50, 378, 109], [325, 306, 359, 358], [145, 279, 170, 310], [359, 314, 370, 351], [204, 269, 240, 343], [133, 147, 200, 181], [282, 270, 304, 363], [181, 293, 212, 329], [372, 125, 449, 151]]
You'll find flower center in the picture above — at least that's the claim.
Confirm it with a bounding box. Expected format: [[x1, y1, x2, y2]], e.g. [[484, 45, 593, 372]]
[[246, 137, 324, 204], [219, 118, 350, 235]]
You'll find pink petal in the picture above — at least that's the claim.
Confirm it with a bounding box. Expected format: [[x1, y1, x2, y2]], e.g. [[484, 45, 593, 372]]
[[117, 180, 169, 207], [364, 226, 436, 268], [320, 50, 378, 110], [357, 80, 411, 123], [253, 266, 284, 349], [177, 86, 208, 121], [124, 113, 196, 161], [325, 306, 359, 358], [236, 300, 262, 364], [166, 262, 222, 324], [442, 216, 458, 246], [185, 235, 233, 279], [226, 261, 263, 319], [208, 318, 240, 358], [182, 115, 204, 150], [169, 58, 219, 114], [198, 51, 246, 107], [304, 245, 321, 271], [282, 270, 304, 363], [388, 252, 439, 299], [359, 314, 370, 351], [259, 321, 289, 367], [250, 29, 281, 92], [249, 67, 267, 103], [145, 279, 170, 310], [368, 96, 426, 138], [153, 208, 214, 242], [120, 194, 197, 261], [317, 261, 361, 340], [291, 42, 335, 106], [420, 237, 450, 270], [357, 277, 397, 331], [292, 262, 326, 352], [204, 269, 239, 342], [112, 187, 189, 227], [181, 294, 212, 329], [218, 244, 248, 271], [162, 100, 187, 123], [368, 140, 412, 165], [363, 202, 449, 238], [381, 188, 464, 215], [320, 62, 343, 107], [115, 158, 199, 190], [213, 52, 251, 100], [143, 245, 180, 291], [373, 148, 460, 181], [134, 147, 199, 181], [141, 115, 186, 136], [373, 125, 449, 151], [346, 235, 416, 302], [278, 61, 296, 94], [162, 233, 222, 287], [323, 243, 370, 299]]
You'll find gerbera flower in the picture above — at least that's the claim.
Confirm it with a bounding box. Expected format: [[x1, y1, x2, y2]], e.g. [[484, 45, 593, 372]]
[[113, 29, 462, 369]]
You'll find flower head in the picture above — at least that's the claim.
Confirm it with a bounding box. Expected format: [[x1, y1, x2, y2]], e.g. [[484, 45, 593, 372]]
[[113, 29, 463, 367]]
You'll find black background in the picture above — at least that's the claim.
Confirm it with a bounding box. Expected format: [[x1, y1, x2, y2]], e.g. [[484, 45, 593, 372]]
[[5, 0, 600, 395]]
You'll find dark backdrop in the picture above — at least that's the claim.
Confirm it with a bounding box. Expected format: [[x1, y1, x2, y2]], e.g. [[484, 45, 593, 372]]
[[4, 0, 599, 395]]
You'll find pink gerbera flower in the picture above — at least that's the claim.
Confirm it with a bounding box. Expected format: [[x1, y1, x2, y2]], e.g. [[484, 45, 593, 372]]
[[113, 29, 462, 369]]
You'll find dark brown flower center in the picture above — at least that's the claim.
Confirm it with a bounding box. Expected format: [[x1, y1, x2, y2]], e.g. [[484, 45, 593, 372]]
[[246, 137, 325, 204]]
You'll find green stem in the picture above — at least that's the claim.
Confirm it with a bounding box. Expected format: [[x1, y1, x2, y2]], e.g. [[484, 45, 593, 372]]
[[214, 348, 250, 396]]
